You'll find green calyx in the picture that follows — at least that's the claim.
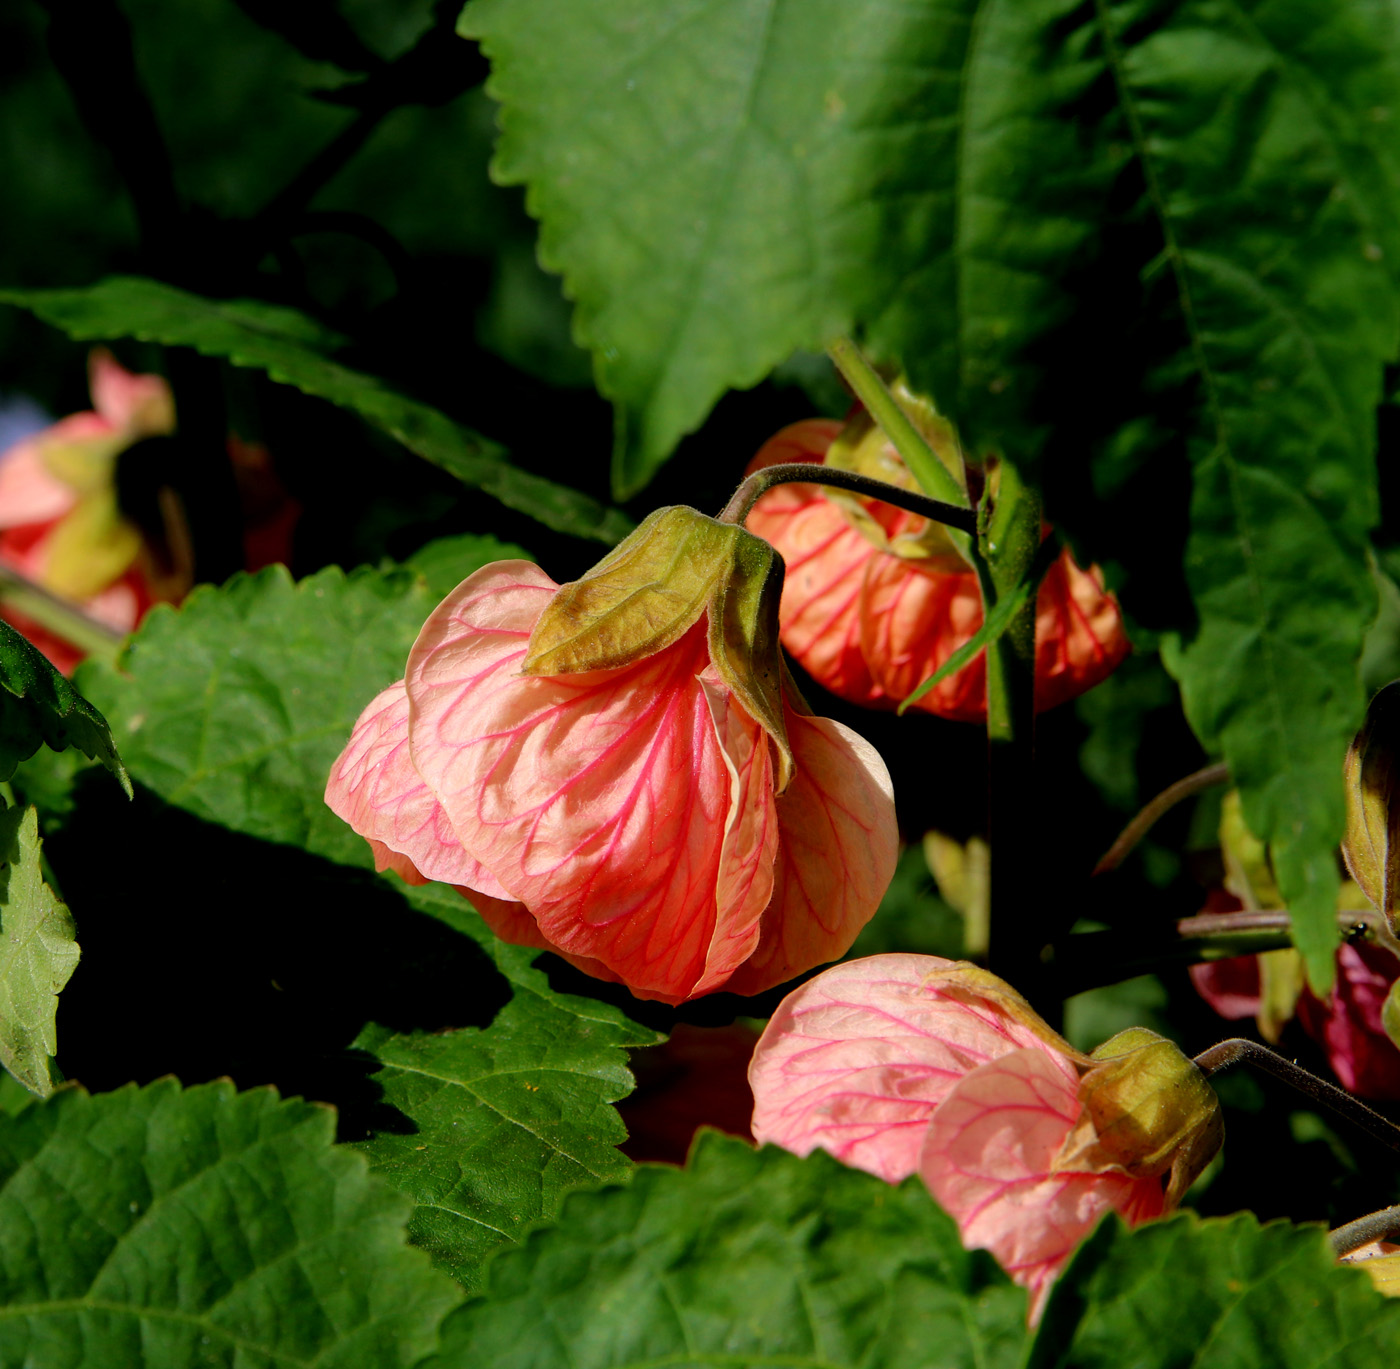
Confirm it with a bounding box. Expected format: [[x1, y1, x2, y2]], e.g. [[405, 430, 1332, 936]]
[[1063, 1027, 1224, 1207], [522, 505, 793, 787]]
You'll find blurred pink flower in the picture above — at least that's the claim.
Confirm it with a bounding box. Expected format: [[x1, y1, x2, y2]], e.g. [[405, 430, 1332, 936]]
[[749, 954, 1220, 1322], [326, 561, 898, 1004], [744, 420, 1129, 721], [1196, 940, 1400, 1100], [0, 349, 180, 671]]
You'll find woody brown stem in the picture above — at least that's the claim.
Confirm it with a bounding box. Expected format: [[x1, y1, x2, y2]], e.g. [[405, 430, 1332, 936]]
[[719, 464, 978, 533], [1193, 1038, 1400, 1154]]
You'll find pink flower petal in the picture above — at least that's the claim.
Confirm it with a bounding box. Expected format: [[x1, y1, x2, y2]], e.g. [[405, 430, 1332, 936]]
[[859, 556, 987, 721], [88, 349, 175, 437], [325, 679, 514, 898], [723, 709, 897, 996], [1189, 956, 1261, 1022], [694, 675, 779, 994], [1297, 941, 1400, 1100], [919, 1046, 1165, 1323], [0, 440, 78, 528], [748, 954, 1066, 1183], [745, 422, 882, 706], [404, 561, 773, 1003], [1032, 554, 1131, 712]]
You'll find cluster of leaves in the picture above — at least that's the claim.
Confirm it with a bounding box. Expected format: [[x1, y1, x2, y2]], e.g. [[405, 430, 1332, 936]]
[[4, 0, 1400, 1362]]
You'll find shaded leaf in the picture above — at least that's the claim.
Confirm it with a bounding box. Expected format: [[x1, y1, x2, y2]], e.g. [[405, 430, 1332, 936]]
[[0, 617, 129, 794], [0, 276, 633, 544], [427, 1133, 1028, 1369], [0, 1078, 461, 1367], [1033, 1211, 1400, 1367], [75, 563, 656, 1283], [0, 803, 78, 1097]]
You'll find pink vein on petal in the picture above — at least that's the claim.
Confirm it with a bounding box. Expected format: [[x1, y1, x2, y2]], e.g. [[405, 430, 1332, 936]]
[[324, 679, 514, 898], [920, 1046, 1164, 1323], [749, 955, 1063, 1182], [405, 561, 739, 1002], [725, 709, 897, 997]]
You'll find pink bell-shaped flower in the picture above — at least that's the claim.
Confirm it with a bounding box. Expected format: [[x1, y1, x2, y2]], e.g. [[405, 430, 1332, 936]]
[[744, 419, 1129, 721], [327, 506, 898, 1004], [750, 954, 1220, 1322]]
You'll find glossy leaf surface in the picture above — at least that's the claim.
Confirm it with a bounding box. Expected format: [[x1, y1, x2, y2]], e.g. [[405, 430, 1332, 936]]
[[0, 617, 128, 792]]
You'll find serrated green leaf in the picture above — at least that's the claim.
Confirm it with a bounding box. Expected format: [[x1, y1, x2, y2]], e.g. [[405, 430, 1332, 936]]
[[0, 803, 78, 1098], [460, 0, 1124, 498], [77, 563, 435, 869], [1033, 1211, 1400, 1367], [0, 276, 633, 544], [0, 1078, 461, 1368], [355, 1000, 640, 1292], [1121, 0, 1400, 993], [427, 1134, 1028, 1369], [74, 563, 657, 1284], [0, 617, 129, 795]]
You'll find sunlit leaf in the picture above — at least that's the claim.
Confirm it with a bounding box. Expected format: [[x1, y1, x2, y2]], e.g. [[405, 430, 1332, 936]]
[[427, 1134, 1028, 1369], [0, 802, 78, 1097], [0, 1078, 461, 1367]]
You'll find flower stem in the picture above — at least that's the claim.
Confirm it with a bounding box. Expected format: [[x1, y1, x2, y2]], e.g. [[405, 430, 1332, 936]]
[[1093, 761, 1231, 876], [719, 463, 978, 532], [981, 461, 1047, 1006], [1193, 1038, 1400, 1154], [824, 338, 970, 510], [0, 566, 124, 664], [1331, 1204, 1400, 1256]]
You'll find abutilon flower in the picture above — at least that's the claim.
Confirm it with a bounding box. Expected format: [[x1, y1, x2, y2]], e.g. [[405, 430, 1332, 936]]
[[749, 954, 1222, 1322], [744, 418, 1129, 722], [0, 349, 184, 670], [0, 351, 300, 672], [326, 506, 898, 1005]]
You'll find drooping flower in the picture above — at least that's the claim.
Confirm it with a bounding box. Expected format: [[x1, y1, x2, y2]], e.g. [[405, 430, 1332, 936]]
[[326, 505, 899, 1005], [744, 418, 1129, 721], [0, 349, 183, 670], [749, 954, 1221, 1321]]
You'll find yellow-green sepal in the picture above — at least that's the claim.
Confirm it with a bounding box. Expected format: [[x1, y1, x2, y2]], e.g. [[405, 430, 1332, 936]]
[[1066, 1027, 1224, 1207], [523, 506, 740, 673], [522, 504, 794, 787]]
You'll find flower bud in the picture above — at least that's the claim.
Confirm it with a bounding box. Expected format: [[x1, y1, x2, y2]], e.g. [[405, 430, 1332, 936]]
[[522, 504, 792, 786], [1063, 1027, 1224, 1207], [1343, 681, 1400, 928]]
